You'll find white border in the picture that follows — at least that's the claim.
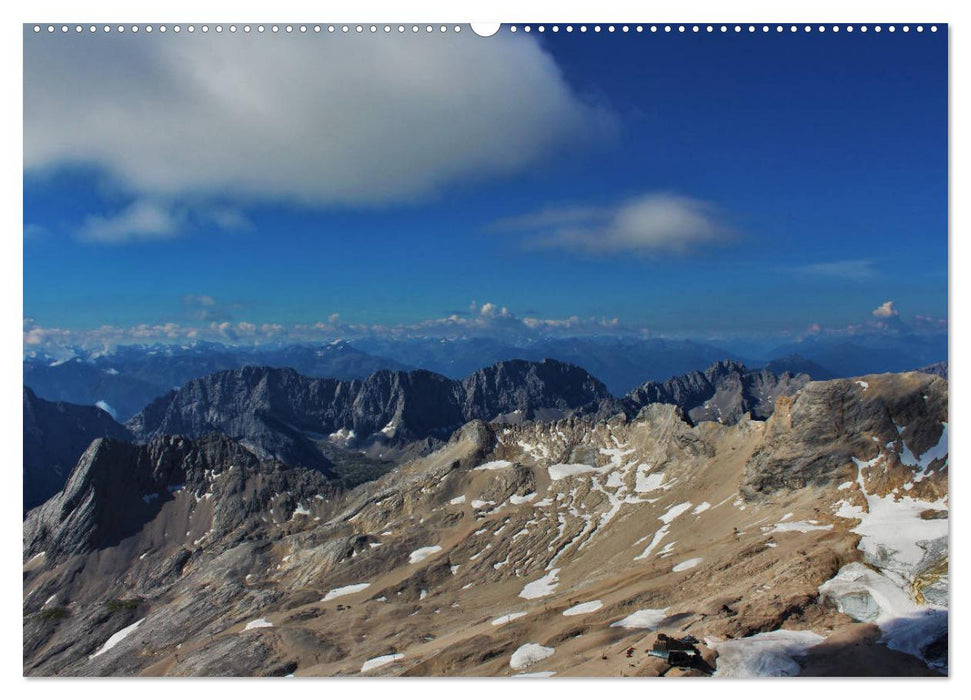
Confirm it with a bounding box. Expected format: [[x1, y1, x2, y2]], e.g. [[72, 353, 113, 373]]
[[3, 2, 964, 700]]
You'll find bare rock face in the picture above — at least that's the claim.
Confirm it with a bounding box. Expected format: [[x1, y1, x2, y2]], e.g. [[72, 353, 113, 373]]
[[23, 387, 133, 514], [23, 434, 336, 561], [623, 360, 810, 425], [126, 360, 612, 477], [741, 372, 947, 499]]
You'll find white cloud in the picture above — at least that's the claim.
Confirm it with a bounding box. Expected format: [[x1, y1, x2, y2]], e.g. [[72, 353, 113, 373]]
[[872, 301, 899, 318], [495, 193, 729, 256], [25, 32, 610, 209]]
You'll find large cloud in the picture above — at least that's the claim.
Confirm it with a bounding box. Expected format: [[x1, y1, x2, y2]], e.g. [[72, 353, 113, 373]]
[[492, 193, 730, 256], [24, 30, 610, 213]]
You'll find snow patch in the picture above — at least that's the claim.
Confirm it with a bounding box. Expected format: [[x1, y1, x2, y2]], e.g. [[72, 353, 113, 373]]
[[659, 501, 693, 524], [89, 618, 145, 659], [408, 545, 442, 564], [610, 608, 668, 630], [519, 568, 560, 599], [548, 463, 596, 481], [563, 600, 603, 616], [474, 460, 513, 471], [634, 467, 665, 493], [491, 612, 528, 626], [510, 492, 537, 505], [323, 583, 370, 601], [672, 557, 702, 572], [509, 643, 554, 670], [360, 653, 404, 673], [244, 618, 273, 630]]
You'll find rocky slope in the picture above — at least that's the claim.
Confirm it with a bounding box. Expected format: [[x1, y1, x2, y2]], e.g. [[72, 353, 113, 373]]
[[23, 387, 133, 514], [126, 360, 612, 476], [623, 360, 810, 424], [23, 371, 947, 677]]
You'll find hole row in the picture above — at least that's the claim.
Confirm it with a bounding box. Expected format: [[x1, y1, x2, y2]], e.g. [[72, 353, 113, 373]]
[[32, 24, 465, 34], [32, 24, 941, 35], [511, 24, 937, 34]]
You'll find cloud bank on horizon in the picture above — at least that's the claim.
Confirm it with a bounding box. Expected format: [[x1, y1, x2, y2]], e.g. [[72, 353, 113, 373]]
[[23, 298, 945, 357]]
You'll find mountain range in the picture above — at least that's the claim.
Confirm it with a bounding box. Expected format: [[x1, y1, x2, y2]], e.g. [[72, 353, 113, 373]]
[[23, 369, 948, 677], [24, 332, 947, 423], [24, 358, 808, 519]]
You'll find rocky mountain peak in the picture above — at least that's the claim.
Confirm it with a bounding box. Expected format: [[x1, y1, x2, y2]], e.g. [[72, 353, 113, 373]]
[[623, 360, 809, 425]]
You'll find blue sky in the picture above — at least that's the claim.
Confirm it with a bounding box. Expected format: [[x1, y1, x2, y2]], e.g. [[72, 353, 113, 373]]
[[23, 25, 947, 349]]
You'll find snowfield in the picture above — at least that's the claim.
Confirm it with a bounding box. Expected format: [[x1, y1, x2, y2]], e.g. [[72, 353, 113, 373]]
[[820, 562, 948, 667], [710, 629, 824, 677]]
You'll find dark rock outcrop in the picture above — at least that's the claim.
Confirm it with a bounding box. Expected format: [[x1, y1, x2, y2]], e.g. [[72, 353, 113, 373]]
[[126, 360, 612, 473], [623, 360, 810, 425], [23, 386, 133, 514], [23, 433, 336, 560]]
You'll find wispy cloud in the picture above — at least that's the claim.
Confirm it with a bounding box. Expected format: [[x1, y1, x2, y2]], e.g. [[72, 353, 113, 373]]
[[77, 199, 251, 244], [78, 200, 184, 243], [796, 259, 878, 280], [181, 294, 240, 323], [492, 193, 731, 257]]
